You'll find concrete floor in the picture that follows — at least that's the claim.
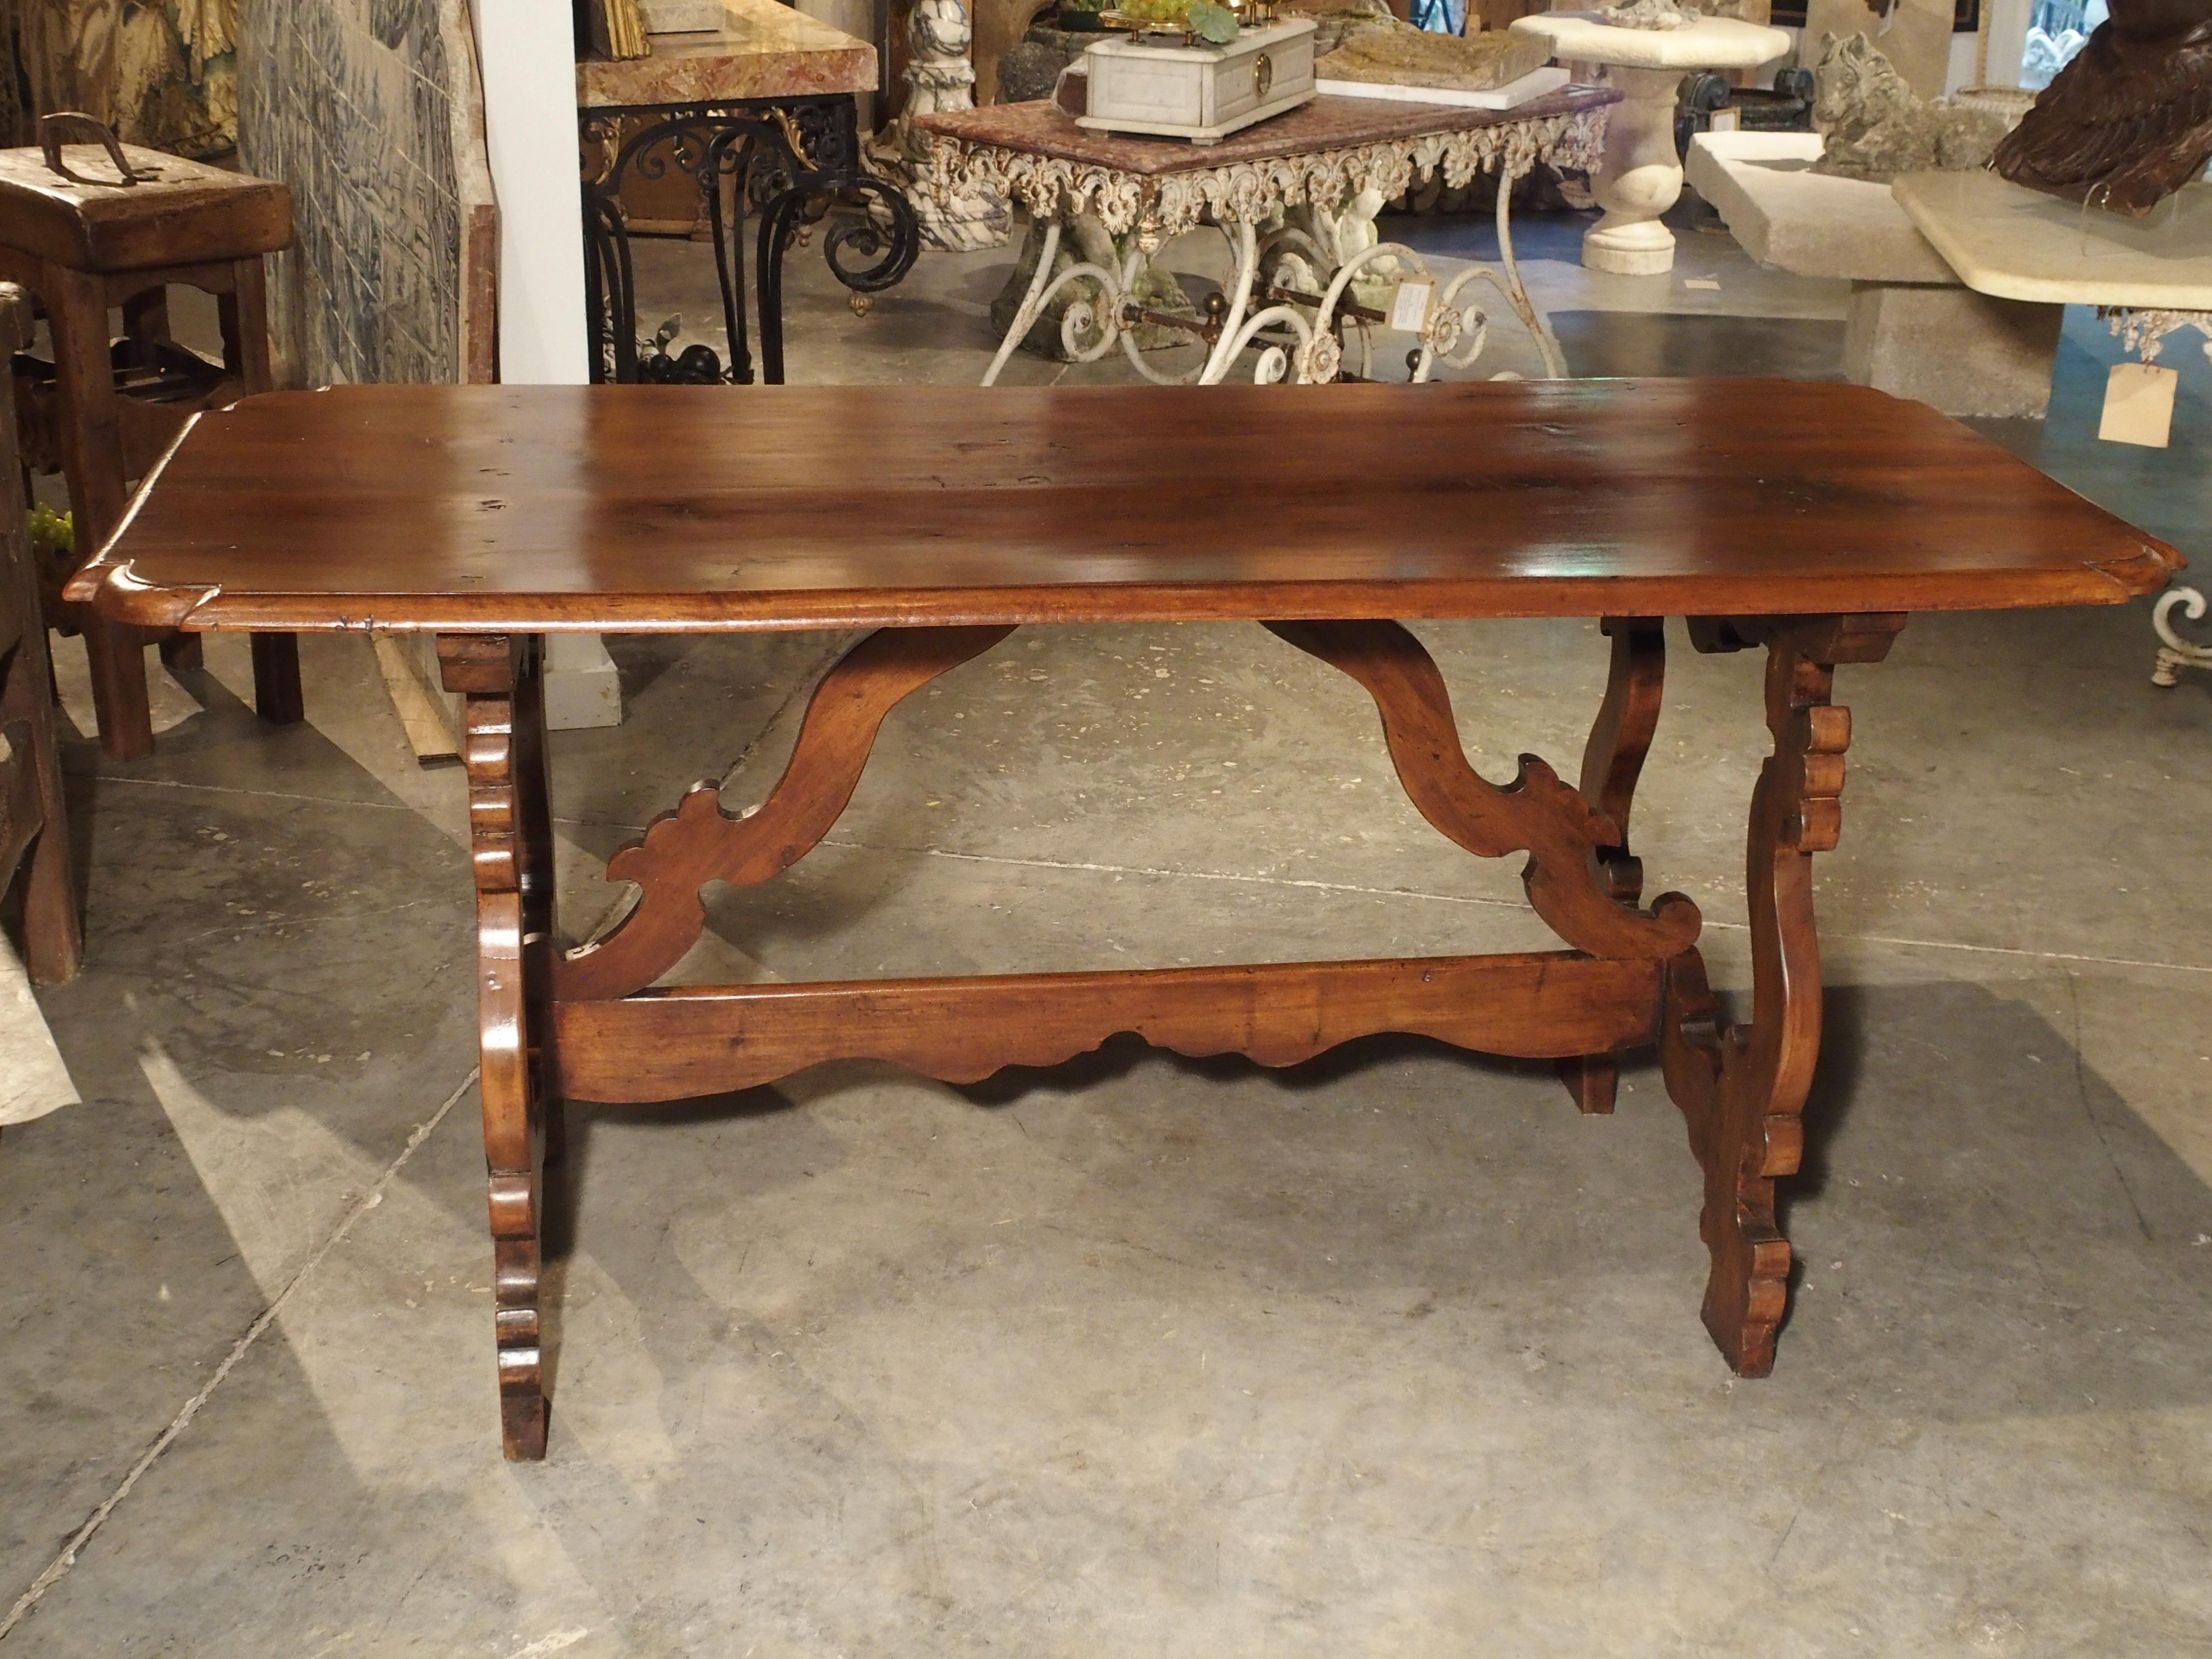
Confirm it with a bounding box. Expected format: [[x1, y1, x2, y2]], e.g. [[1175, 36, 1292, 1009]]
[[4, 204, 2211, 1656]]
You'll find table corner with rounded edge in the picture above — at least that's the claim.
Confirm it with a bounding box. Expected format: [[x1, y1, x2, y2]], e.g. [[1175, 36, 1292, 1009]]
[[1511, 11, 1791, 276]]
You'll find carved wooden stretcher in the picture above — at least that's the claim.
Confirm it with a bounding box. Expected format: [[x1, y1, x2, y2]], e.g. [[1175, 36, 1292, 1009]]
[[69, 380, 2177, 1461]]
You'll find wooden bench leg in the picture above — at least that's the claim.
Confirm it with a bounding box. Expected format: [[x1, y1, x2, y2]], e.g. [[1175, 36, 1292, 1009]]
[[250, 632, 304, 725], [220, 260, 305, 729], [1556, 1054, 1617, 1115], [20, 809, 81, 984], [17, 612, 84, 986], [84, 615, 153, 760], [1663, 614, 1904, 1375], [440, 632, 557, 1459], [46, 264, 152, 760], [1558, 616, 1665, 1115]]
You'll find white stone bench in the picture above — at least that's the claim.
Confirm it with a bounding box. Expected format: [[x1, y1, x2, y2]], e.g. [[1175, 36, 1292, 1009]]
[[1685, 130, 2061, 418]]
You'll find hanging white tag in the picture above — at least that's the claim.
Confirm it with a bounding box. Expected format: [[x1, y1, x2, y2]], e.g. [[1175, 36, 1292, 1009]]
[[2100, 362, 2179, 448], [1709, 108, 1741, 133], [1389, 280, 1433, 333]]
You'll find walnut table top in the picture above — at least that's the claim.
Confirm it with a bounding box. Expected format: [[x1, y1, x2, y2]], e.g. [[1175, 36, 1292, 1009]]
[[70, 379, 2175, 633]]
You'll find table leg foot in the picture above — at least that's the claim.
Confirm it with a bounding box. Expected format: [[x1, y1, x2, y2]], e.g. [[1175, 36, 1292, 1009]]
[[1666, 615, 1906, 1377], [250, 632, 305, 726], [492, 1182, 549, 1462], [1557, 1055, 1617, 1115], [443, 633, 559, 1460], [1661, 948, 1786, 1376], [502, 1393, 549, 1463], [86, 615, 153, 761]]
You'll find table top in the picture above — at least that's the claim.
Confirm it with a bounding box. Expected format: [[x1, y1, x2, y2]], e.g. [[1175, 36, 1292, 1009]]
[[576, 0, 875, 108], [68, 381, 2175, 634], [1685, 132, 1956, 285], [1507, 11, 1791, 71], [915, 86, 1618, 176], [1893, 170, 2212, 308]]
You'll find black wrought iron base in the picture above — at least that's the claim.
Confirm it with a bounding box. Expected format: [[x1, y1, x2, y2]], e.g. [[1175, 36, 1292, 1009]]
[[580, 94, 919, 386]]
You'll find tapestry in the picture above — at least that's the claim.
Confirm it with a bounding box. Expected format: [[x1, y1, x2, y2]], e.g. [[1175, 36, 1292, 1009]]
[[3, 0, 238, 156]]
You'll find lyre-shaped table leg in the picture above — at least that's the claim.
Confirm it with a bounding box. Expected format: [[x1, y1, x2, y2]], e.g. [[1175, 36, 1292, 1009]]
[[1665, 614, 1904, 1375], [440, 633, 557, 1459], [1559, 617, 1666, 1115]]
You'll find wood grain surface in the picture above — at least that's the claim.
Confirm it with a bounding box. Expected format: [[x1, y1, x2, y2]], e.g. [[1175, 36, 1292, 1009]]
[[67, 381, 2176, 633], [0, 143, 292, 272], [549, 953, 1663, 1103]]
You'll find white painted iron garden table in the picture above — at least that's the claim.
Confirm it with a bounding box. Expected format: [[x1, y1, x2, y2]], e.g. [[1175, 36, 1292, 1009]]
[[1893, 169, 2212, 686], [915, 88, 1616, 385]]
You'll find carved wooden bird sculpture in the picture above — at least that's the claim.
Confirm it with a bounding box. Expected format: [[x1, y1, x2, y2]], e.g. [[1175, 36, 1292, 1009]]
[[1992, 0, 2212, 216]]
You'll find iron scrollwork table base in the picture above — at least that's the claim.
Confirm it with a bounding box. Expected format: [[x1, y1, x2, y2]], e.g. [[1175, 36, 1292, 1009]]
[[2113, 314, 2212, 691], [580, 95, 919, 385]]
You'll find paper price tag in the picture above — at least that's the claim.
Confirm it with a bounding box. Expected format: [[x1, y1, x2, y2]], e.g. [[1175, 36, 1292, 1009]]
[[1389, 280, 1433, 333], [2100, 361, 2179, 449], [1709, 108, 1741, 133]]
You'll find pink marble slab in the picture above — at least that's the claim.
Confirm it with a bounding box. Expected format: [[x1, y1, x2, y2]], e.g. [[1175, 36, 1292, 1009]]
[[915, 86, 1619, 174], [579, 0, 877, 107]]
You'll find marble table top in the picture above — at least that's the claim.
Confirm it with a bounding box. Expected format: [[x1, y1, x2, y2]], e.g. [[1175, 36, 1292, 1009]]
[[1893, 169, 2212, 309], [915, 86, 1619, 176], [578, 0, 876, 108], [918, 88, 1618, 240], [1510, 11, 1791, 70], [1686, 131, 1957, 285]]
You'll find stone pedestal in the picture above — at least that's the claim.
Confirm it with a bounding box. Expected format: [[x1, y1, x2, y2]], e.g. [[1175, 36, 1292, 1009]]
[[1844, 284, 2061, 419], [1510, 11, 1792, 276], [1585, 65, 1690, 276]]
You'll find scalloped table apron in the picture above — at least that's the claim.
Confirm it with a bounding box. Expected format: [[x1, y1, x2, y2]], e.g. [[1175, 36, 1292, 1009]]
[[915, 89, 1618, 385], [68, 379, 2179, 1460]]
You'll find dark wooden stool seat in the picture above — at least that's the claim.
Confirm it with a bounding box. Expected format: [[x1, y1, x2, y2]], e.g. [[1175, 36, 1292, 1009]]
[[0, 284, 80, 992], [1, 113, 301, 759]]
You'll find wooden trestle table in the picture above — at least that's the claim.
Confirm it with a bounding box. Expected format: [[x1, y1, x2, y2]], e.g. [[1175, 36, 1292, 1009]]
[[69, 380, 2177, 1461]]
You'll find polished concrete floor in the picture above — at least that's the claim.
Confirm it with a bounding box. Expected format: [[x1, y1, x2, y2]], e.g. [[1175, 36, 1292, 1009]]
[[4, 205, 2212, 1656]]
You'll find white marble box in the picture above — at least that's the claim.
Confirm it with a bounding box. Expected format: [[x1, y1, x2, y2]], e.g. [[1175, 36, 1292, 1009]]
[[1076, 18, 1317, 144]]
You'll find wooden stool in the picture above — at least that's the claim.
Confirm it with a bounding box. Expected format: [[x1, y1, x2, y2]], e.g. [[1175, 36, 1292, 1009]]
[[0, 283, 80, 986], [2, 113, 302, 760]]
